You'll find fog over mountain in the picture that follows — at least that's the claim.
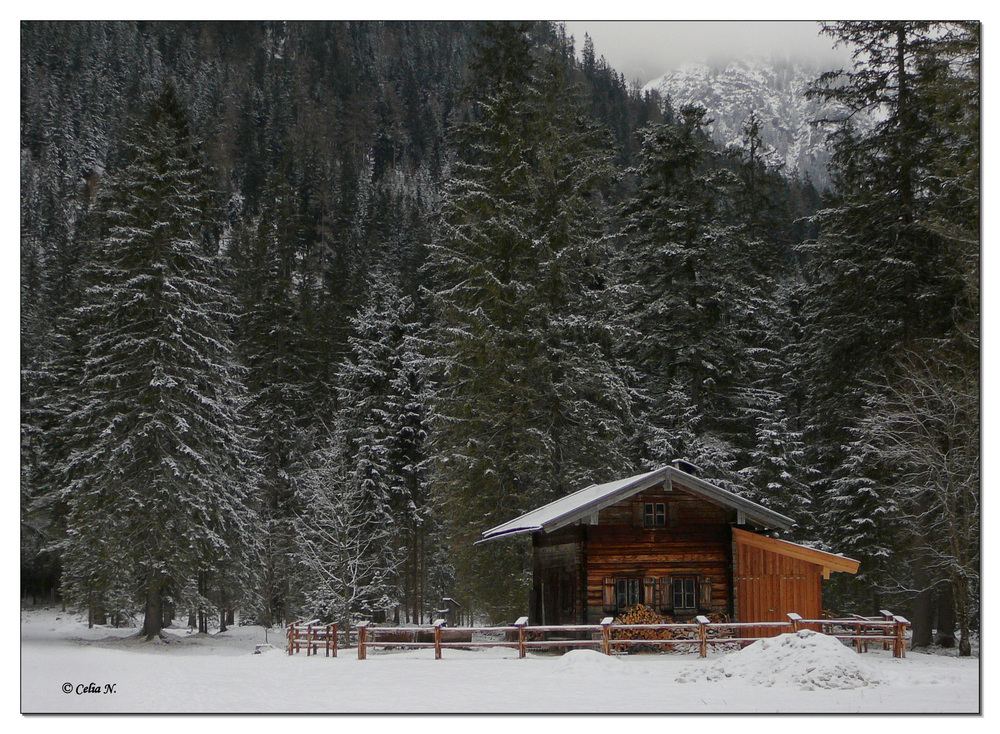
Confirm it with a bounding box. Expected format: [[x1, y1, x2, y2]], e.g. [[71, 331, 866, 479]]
[[562, 21, 850, 86]]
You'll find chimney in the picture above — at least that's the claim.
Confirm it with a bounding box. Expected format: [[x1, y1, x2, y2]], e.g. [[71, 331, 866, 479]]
[[671, 459, 701, 476]]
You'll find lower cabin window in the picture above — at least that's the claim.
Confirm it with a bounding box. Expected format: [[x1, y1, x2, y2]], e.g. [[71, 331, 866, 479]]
[[616, 578, 641, 609], [672, 577, 698, 611], [604, 575, 712, 615]]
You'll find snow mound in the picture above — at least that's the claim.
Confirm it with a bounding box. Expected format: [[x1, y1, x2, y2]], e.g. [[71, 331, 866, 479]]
[[676, 629, 883, 690], [553, 648, 621, 673]]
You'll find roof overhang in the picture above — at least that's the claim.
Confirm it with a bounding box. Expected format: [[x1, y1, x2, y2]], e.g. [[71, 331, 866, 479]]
[[732, 527, 860, 578], [479, 465, 795, 544]]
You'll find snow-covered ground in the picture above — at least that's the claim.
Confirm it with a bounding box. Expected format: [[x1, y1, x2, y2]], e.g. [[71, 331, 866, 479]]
[[20, 606, 980, 715]]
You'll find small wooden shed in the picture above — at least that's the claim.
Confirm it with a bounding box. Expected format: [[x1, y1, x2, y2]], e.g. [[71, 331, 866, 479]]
[[480, 462, 858, 631]]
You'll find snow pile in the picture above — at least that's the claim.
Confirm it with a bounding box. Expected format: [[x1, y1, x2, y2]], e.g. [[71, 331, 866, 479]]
[[676, 629, 883, 690], [552, 648, 622, 674]]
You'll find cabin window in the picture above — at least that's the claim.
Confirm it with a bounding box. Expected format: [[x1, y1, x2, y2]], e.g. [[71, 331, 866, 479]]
[[644, 502, 666, 527], [616, 578, 641, 609], [672, 577, 698, 611]]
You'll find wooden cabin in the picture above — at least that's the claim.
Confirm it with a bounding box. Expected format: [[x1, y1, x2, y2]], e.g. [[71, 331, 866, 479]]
[[480, 461, 859, 631]]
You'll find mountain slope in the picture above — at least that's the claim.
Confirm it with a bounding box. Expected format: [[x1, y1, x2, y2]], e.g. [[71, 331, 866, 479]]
[[644, 57, 850, 189]]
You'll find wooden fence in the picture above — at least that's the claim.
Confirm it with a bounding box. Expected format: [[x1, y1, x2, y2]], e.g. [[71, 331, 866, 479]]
[[286, 619, 340, 657], [287, 611, 910, 661]]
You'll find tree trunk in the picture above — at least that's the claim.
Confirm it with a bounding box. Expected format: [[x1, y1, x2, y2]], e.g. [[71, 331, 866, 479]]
[[935, 582, 956, 648], [162, 596, 174, 629], [910, 559, 934, 647], [955, 574, 973, 657], [198, 571, 209, 633], [88, 593, 106, 628], [140, 574, 165, 640]]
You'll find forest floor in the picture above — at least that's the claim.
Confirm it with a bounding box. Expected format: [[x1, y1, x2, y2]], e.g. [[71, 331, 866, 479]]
[[20, 605, 980, 716]]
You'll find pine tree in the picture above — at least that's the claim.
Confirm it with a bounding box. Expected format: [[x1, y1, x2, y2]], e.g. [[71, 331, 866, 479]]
[[618, 105, 746, 482], [802, 22, 980, 628], [54, 84, 257, 639], [426, 22, 635, 621], [723, 114, 811, 521], [386, 300, 436, 623], [227, 175, 317, 627], [297, 270, 432, 625]]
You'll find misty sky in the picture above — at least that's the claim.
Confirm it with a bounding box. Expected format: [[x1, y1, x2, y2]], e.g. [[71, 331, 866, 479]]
[[561, 21, 852, 86]]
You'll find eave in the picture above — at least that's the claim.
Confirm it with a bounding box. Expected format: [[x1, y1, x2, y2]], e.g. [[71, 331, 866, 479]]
[[732, 527, 860, 578]]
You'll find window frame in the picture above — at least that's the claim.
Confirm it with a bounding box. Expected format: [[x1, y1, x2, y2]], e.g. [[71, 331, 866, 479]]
[[615, 577, 641, 610], [643, 501, 666, 527], [672, 577, 698, 612]]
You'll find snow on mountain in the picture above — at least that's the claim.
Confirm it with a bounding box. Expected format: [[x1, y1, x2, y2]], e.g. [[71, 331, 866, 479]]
[[643, 57, 852, 189]]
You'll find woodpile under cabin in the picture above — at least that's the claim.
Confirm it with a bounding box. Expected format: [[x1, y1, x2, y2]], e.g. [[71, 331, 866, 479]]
[[480, 461, 859, 631]]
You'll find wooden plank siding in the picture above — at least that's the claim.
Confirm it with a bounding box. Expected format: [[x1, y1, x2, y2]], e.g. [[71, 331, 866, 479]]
[[733, 534, 824, 637]]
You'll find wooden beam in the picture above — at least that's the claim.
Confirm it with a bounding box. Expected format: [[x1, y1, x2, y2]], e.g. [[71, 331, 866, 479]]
[[732, 528, 860, 575]]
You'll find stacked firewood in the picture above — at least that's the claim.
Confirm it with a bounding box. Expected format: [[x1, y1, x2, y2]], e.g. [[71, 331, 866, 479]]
[[612, 604, 671, 638], [611, 604, 678, 652], [611, 606, 735, 653]]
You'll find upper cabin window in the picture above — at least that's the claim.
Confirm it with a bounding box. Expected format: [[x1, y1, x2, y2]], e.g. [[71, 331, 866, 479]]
[[644, 502, 666, 527]]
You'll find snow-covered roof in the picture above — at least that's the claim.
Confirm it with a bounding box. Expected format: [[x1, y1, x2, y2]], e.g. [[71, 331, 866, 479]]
[[479, 464, 794, 543]]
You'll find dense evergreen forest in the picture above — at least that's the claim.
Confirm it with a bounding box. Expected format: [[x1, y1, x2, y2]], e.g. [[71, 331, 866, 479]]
[[20, 21, 980, 653]]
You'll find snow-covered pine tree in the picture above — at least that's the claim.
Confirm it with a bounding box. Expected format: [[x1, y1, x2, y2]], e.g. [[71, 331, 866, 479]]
[[617, 105, 748, 484], [526, 36, 638, 490], [55, 83, 257, 639], [387, 303, 436, 624], [425, 22, 636, 621], [227, 179, 318, 627], [297, 270, 433, 625], [723, 114, 812, 522]]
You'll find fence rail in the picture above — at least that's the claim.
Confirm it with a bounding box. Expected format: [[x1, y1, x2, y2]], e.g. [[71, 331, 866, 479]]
[[286, 612, 910, 661], [286, 620, 339, 657]]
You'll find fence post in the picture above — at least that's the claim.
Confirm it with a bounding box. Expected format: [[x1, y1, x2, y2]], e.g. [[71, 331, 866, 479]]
[[696, 615, 710, 658], [600, 617, 614, 656], [433, 618, 445, 660], [357, 622, 368, 660], [287, 624, 294, 656], [515, 616, 528, 659], [787, 612, 802, 633], [880, 610, 894, 650], [893, 615, 910, 658]]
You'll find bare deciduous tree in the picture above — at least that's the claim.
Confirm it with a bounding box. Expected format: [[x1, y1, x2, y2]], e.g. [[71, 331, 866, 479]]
[[861, 344, 979, 655]]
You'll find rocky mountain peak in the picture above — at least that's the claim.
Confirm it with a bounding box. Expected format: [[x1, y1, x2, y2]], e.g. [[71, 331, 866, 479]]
[[643, 56, 855, 190]]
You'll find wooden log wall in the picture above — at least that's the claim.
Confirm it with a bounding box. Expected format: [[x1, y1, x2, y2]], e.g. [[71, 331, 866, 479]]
[[582, 484, 735, 623]]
